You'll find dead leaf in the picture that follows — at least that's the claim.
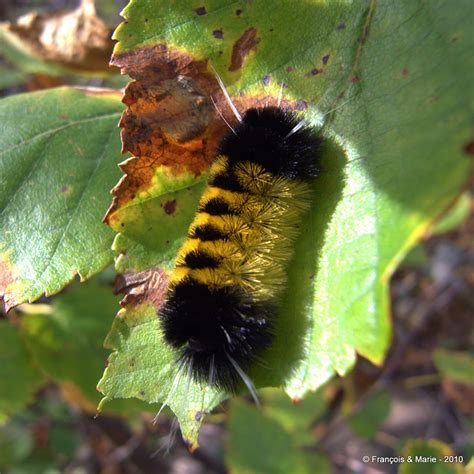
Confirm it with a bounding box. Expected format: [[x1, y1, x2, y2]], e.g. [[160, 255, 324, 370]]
[[5, 0, 113, 73], [113, 267, 169, 310], [105, 43, 291, 223]]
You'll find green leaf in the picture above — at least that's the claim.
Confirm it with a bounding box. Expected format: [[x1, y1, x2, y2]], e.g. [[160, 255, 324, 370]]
[[0, 419, 34, 469], [259, 387, 327, 438], [0, 398, 81, 473], [433, 349, 474, 386], [0, 321, 43, 422], [0, 66, 27, 89], [20, 277, 156, 414], [431, 192, 471, 235], [348, 391, 391, 440], [97, 299, 225, 447], [400, 244, 428, 268], [399, 439, 464, 474], [101, 0, 474, 441], [20, 279, 119, 408], [109, 169, 207, 273], [227, 400, 331, 474], [0, 87, 124, 309]]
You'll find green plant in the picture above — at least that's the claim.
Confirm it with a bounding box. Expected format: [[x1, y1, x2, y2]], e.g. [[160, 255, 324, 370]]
[[1, 0, 472, 454]]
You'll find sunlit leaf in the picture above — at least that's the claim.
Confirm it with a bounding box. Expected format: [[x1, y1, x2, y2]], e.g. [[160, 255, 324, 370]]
[[0, 87, 123, 309], [99, 0, 474, 443]]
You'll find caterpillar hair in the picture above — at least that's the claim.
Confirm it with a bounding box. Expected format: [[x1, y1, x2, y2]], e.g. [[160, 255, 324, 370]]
[[160, 76, 323, 398]]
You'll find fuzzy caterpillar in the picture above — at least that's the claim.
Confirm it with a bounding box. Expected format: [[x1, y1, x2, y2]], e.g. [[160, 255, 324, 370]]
[[161, 105, 322, 395]]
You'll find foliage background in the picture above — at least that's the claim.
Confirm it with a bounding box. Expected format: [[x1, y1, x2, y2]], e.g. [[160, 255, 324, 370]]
[[0, 0, 472, 473]]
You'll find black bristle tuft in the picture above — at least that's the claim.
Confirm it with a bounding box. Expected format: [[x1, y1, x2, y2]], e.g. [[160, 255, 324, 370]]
[[199, 198, 235, 215], [219, 106, 322, 180], [189, 224, 227, 241], [161, 280, 275, 393], [182, 250, 220, 269]]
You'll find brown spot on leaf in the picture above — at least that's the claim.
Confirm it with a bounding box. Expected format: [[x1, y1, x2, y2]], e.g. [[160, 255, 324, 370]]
[[194, 411, 204, 421], [163, 199, 177, 215], [286, 66, 293, 73], [229, 27, 260, 72], [235, 9, 242, 16], [262, 75, 271, 86], [60, 185, 69, 193], [139, 390, 145, 396], [212, 29, 224, 39], [322, 54, 330, 65], [463, 140, 474, 156], [401, 68, 409, 76], [311, 68, 321, 76], [336, 22, 346, 30], [114, 267, 169, 311], [194, 6, 207, 16], [351, 75, 360, 83]]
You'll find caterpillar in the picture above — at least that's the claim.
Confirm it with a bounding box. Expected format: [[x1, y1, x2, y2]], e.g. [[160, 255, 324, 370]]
[[161, 83, 322, 401]]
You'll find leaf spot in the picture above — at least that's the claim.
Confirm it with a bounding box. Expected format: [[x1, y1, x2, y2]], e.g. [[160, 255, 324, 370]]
[[212, 29, 224, 39], [235, 9, 242, 16], [262, 74, 271, 86], [463, 140, 474, 156], [322, 54, 330, 65], [163, 199, 177, 215], [307, 68, 321, 77], [401, 68, 409, 76], [229, 27, 260, 72], [194, 411, 205, 421], [194, 6, 207, 16], [336, 22, 346, 30]]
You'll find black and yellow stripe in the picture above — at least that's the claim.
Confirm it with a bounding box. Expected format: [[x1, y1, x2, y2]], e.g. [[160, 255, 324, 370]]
[[161, 106, 322, 393]]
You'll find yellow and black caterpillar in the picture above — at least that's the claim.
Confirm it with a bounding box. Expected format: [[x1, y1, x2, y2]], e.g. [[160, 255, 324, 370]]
[[162, 106, 322, 394]]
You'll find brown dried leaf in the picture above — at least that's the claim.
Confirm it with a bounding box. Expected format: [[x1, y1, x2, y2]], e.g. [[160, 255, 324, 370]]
[[105, 44, 287, 222], [6, 0, 113, 73], [113, 267, 169, 311]]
